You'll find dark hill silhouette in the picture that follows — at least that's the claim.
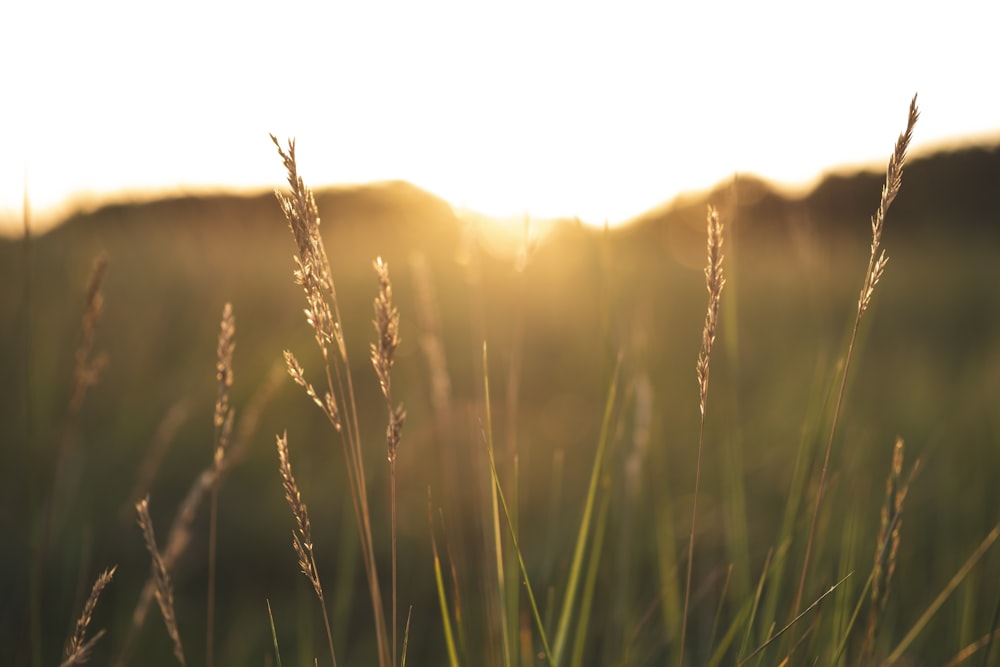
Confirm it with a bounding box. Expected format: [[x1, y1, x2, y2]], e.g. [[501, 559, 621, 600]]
[[5, 140, 998, 254], [624, 142, 1000, 242]]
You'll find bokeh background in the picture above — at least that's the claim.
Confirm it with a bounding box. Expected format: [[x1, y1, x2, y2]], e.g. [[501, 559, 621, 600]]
[[2, 1, 999, 665], [2, 143, 999, 664]]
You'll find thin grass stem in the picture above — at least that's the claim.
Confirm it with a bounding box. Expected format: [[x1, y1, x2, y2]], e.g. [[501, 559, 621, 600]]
[[680, 205, 726, 666], [793, 95, 919, 618]]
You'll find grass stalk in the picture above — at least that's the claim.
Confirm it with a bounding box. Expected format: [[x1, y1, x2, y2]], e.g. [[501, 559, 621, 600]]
[[792, 94, 919, 618], [135, 497, 187, 667], [266, 599, 283, 667], [272, 135, 390, 667], [679, 205, 726, 666], [370, 257, 405, 667], [430, 491, 461, 667], [31, 255, 108, 667], [552, 353, 622, 666], [61, 566, 116, 667], [738, 572, 852, 667], [569, 480, 612, 667], [276, 432, 338, 667], [207, 302, 235, 667], [483, 342, 554, 665], [884, 523, 1000, 665]]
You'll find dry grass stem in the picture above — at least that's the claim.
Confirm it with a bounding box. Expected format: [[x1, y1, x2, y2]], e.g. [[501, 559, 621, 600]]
[[371, 256, 406, 463], [272, 134, 390, 667], [213, 301, 236, 466], [34, 255, 110, 667], [118, 369, 281, 666], [135, 497, 186, 667], [207, 302, 235, 667], [285, 350, 341, 431], [72, 255, 110, 411], [697, 206, 726, 416], [371, 256, 406, 667], [62, 566, 116, 666], [863, 438, 911, 655], [276, 432, 338, 667], [271, 135, 342, 364], [46, 254, 110, 535], [276, 432, 321, 594], [793, 94, 919, 618], [680, 205, 726, 667]]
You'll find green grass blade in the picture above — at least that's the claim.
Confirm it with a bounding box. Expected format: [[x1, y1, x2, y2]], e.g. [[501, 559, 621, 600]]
[[707, 600, 751, 667], [431, 511, 461, 667], [980, 587, 1000, 667], [885, 523, 1000, 665], [739, 546, 774, 660], [569, 478, 612, 667], [485, 350, 514, 667], [401, 605, 413, 667], [739, 572, 852, 667], [483, 342, 554, 665], [266, 598, 282, 667], [552, 353, 622, 666]]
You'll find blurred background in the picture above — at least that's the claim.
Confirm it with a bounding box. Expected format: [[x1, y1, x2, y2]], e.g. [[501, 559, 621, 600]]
[[2, 1, 999, 665]]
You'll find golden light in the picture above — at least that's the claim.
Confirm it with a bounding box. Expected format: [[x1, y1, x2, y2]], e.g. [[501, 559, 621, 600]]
[[2, 1, 998, 236]]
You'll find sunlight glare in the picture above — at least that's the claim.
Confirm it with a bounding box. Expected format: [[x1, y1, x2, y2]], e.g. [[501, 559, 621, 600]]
[[2, 0, 999, 235]]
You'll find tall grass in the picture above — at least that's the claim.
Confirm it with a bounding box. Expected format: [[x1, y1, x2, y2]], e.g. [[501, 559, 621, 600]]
[[679, 205, 726, 666], [16, 95, 1000, 666], [792, 96, 919, 620]]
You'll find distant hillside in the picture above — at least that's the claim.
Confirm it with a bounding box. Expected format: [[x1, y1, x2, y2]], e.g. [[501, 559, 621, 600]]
[[47, 179, 461, 244], [625, 143, 1000, 239], [7, 141, 999, 251]]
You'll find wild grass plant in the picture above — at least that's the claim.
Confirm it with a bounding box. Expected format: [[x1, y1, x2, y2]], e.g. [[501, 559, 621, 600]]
[[11, 94, 1000, 666]]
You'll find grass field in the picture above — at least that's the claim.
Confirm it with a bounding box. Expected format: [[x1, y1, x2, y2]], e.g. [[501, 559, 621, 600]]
[[2, 101, 999, 666]]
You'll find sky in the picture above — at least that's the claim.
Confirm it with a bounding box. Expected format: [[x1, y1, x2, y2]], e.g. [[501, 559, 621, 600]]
[[2, 0, 999, 234]]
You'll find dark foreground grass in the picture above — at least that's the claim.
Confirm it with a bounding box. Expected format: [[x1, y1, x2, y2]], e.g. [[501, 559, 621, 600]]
[[3, 97, 1000, 666]]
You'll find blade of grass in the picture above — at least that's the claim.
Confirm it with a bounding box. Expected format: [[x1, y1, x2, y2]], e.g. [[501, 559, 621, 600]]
[[553, 352, 623, 666], [739, 572, 852, 667], [706, 600, 751, 667], [483, 342, 554, 665], [401, 606, 413, 667], [980, 586, 1000, 667], [884, 523, 1000, 665], [793, 95, 919, 618], [569, 475, 613, 667], [738, 547, 774, 661], [944, 628, 1000, 667], [266, 599, 283, 667], [430, 491, 460, 667]]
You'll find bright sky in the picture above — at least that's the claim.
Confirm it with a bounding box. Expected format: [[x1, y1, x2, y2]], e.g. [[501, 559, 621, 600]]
[[2, 0, 998, 234]]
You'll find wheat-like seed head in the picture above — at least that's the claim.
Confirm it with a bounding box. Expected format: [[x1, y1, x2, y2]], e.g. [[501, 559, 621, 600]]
[[276, 432, 324, 598], [62, 565, 117, 666], [213, 302, 235, 467], [370, 257, 406, 461], [697, 206, 725, 415], [284, 349, 342, 431], [859, 95, 919, 315], [271, 135, 346, 363], [136, 497, 187, 667], [371, 256, 400, 398], [69, 254, 110, 412], [863, 437, 915, 658]]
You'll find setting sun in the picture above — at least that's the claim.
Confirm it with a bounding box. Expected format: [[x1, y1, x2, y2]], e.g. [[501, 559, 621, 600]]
[[2, 0, 998, 234]]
